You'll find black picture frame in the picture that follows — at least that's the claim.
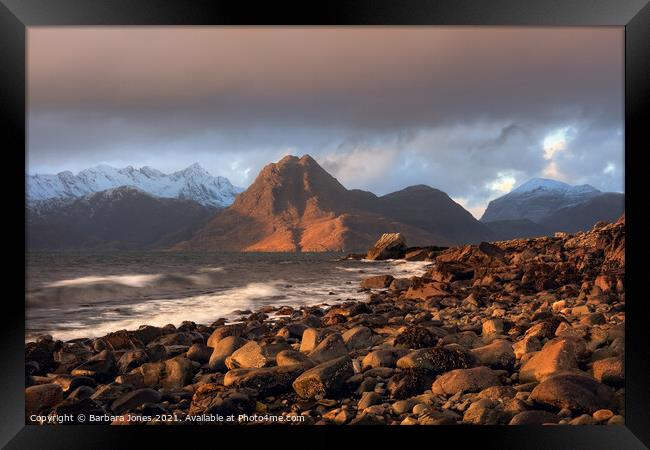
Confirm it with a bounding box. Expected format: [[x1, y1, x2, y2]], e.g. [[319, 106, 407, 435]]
[[1, 1, 648, 448]]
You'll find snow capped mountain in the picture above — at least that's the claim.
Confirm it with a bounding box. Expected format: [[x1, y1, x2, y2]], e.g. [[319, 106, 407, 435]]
[[481, 177, 602, 223], [27, 163, 244, 208]]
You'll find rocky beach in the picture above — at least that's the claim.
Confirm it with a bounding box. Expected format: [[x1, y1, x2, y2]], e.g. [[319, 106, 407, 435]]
[[25, 215, 625, 426]]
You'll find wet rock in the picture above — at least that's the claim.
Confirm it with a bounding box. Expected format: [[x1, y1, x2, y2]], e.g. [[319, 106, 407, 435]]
[[300, 328, 323, 353], [431, 366, 501, 396], [206, 325, 244, 349], [292, 356, 354, 399], [358, 391, 382, 410], [136, 356, 195, 390]]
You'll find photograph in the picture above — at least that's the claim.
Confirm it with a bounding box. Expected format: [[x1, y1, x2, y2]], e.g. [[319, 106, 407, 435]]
[[23, 26, 626, 428]]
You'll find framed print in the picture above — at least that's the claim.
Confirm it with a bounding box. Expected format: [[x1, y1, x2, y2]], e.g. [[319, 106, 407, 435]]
[[1, 0, 649, 448]]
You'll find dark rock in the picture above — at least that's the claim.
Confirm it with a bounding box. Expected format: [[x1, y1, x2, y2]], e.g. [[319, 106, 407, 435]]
[[111, 388, 163, 414], [360, 275, 394, 289], [394, 326, 438, 349], [388, 368, 434, 399], [292, 356, 354, 399], [224, 364, 305, 396], [396, 347, 472, 374], [509, 410, 560, 425], [367, 233, 407, 260]]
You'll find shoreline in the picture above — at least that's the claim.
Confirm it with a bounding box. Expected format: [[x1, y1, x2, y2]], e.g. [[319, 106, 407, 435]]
[[25, 218, 625, 426]]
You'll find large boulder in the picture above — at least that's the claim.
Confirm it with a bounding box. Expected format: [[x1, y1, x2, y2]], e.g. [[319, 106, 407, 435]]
[[394, 326, 438, 349], [136, 356, 194, 390], [308, 333, 348, 364], [292, 356, 354, 399], [276, 350, 315, 368], [519, 338, 582, 383], [224, 341, 271, 369], [592, 356, 624, 387], [387, 368, 434, 399], [342, 326, 375, 350], [530, 373, 615, 414], [300, 328, 323, 353], [208, 336, 247, 371], [224, 364, 305, 396], [396, 347, 472, 374], [362, 349, 407, 370], [367, 233, 407, 260], [431, 366, 501, 396]]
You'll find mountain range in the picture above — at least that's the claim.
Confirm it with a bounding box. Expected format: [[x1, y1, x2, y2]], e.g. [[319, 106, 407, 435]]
[[481, 178, 624, 236], [26, 156, 624, 251], [27, 163, 243, 208]]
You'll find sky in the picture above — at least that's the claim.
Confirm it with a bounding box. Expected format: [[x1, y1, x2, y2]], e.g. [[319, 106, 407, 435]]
[[27, 27, 624, 218]]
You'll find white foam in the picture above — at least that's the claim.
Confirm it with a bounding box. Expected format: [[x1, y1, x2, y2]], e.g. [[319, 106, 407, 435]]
[[46, 274, 162, 288]]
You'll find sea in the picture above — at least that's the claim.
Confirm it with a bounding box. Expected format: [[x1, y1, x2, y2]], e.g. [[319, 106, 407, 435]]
[[26, 252, 431, 342]]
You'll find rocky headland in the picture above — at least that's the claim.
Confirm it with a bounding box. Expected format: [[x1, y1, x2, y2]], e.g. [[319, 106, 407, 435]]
[[25, 215, 625, 426]]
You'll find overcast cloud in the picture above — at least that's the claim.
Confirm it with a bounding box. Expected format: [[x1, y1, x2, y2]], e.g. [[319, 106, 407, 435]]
[[27, 27, 624, 218]]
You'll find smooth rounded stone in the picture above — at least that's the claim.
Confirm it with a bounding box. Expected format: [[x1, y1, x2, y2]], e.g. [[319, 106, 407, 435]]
[[592, 356, 624, 386], [130, 325, 164, 346], [342, 326, 375, 350], [276, 322, 308, 339], [360, 275, 395, 289], [396, 347, 473, 375], [412, 403, 428, 415], [391, 399, 418, 415], [300, 328, 323, 353], [292, 356, 354, 399], [67, 385, 96, 401], [593, 409, 614, 422], [519, 338, 582, 383], [208, 336, 247, 371], [186, 343, 212, 364], [225, 341, 271, 370], [431, 366, 501, 396], [308, 333, 348, 364], [111, 388, 162, 414], [388, 368, 435, 400], [470, 339, 515, 370], [362, 349, 406, 370], [25, 383, 64, 416], [482, 318, 504, 337], [71, 350, 118, 382], [418, 410, 457, 425], [607, 415, 625, 425], [117, 349, 150, 373], [358, 391, 382, 410], [530, 373, 615, 414], [206, 325, 244, 349], [394, 326, 438, 349], [188, 384, 256, 416], [508, 410, 560, 425], [569, 414, 595, 425], [478, 385, 517, 401], [276, 349, 315, 368], [135, 356, 195, 390], [463, 398, 499, 425], [513, 335, 542, 359], [223, 364, 305, 396]]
